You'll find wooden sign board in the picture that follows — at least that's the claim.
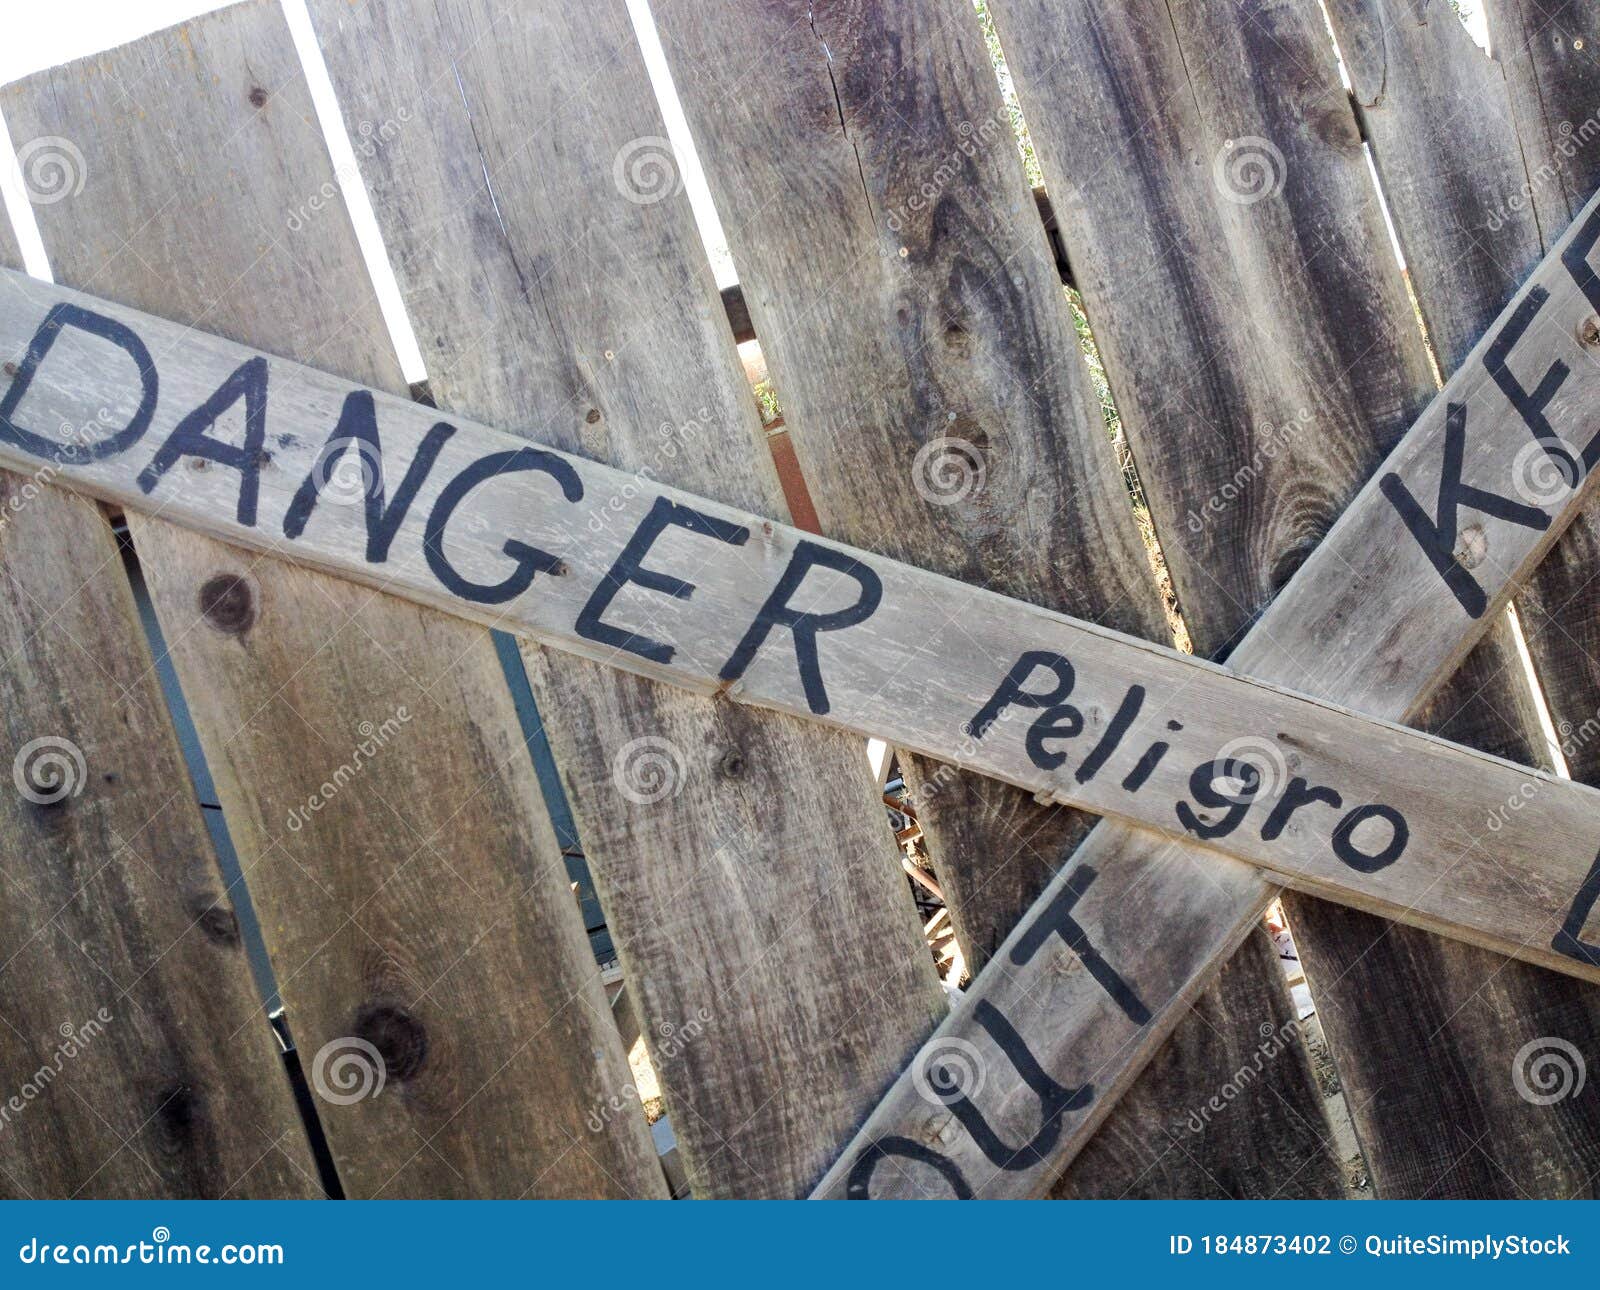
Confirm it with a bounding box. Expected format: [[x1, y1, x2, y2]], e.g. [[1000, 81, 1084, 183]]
[[1, 256, 1599, 991], [813, 189, 1600, 1198]]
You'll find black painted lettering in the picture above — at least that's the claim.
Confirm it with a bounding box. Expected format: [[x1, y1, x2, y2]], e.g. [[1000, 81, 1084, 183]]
[[845, 1137, 972, 1200], [1258, 776, 1343, 841], [1010, 864, 1151, 1025], [1330, 803, 1409, 872], [424, 447, 582, 604], [1075, 685, 1145, 785], [1175, 758, 1262, 841], [138, 357, 268, 525], [1553, 846, 1600, 968], [718, 540, 881, 716], [576, 496, 750, 665], [1120, 741, 1170, 793], [1485, 286, 1578, 466], [0, 304, 158, 464], [1378, 403, 1548, 618], [939, 1000, 1092, 1171], [967, 651, 1075, 740], [1025, 704, 1084, 771], [282, 390, 456, 562]]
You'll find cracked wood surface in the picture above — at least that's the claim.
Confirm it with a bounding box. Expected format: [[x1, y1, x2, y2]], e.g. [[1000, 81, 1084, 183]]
[[1321, 0, 1600, 1196], [0, 210, 318, 1199], [306, 0, 947, 1198], [2, 0, 665, 1198], [649, 0, 1340, 1199]]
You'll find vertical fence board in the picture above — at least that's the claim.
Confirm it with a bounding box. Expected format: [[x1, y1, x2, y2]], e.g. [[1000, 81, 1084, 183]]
[[0, 248, 317, 1196], [988, 0, 1570, 1197], [650, 0, 1343, 1197], [306, 0, 945, 1199], [3, 2, 665, 1198], [1315, 0, 1600, 1195], [1485, 1, 1600, 788]]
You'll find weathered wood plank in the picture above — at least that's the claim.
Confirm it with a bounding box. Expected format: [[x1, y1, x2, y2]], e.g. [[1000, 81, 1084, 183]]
[[1051, 924, 1336, 1198], [1486, 1, 1600, 786], [2, 2, 664, 1198], [0, 238, 317, 1196], [987, 0, 1583, 1202], [813, 46, 1600, 1196], [10, 199, 1600, 982], [648, 0, 1337, 1198], [304, 0, 945, 1198], [1322, 0, 1600, 1196]]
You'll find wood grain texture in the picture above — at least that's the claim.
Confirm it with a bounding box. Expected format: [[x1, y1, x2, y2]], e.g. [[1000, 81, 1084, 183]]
[[1052, 925, 1340, 1198], [10, 194, 1600, 1196], [1320, 0, 1600, 1197], [305, 0, 945, 1198], [1486, 1, 1600, 787], [815, 0, 1600, 1198], [2, 2, 664, 1198], [12, 261, 1600, 980], [648, 0, 1336, 1198], [0, 238, 316, 1196], [995, 0, 1591, 1200]]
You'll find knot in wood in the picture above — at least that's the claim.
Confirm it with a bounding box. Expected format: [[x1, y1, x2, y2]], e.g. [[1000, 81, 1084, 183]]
[[353, 1003, 429, 1083], [198, 573, 256, 635]]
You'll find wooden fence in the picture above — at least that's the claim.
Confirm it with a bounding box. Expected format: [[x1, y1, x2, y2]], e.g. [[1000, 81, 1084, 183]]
[[0, 0, 1598, 1200]]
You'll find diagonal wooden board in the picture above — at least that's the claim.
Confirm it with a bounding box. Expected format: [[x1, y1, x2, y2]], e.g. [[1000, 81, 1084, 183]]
[[811, 192, 1600, 1195], [3, 152, 1600, 995]]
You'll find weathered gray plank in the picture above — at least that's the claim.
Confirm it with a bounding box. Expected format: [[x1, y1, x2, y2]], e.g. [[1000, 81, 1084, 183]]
[[305, 0, 946, 1197], [648, 0, 1338, 1198], [2, 2, 664, 1198], [1052, 925, 1337, 1198], [1321, 0, 1600, 1196], [1486, 1, 1600, 785], [0, 237, 317, 1196], [996, 0, 1582, 1201], [815, 4, 1600, 1196], [14, 260, 1600, 980]]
